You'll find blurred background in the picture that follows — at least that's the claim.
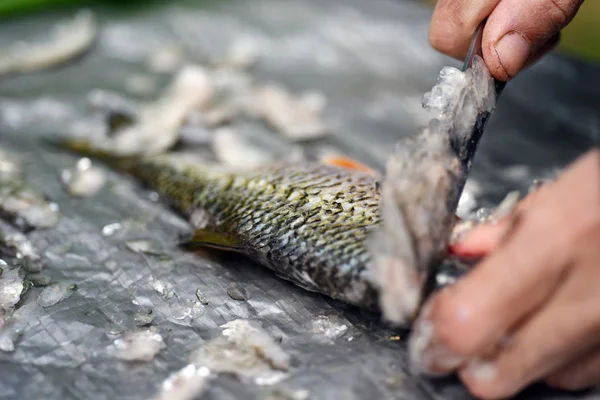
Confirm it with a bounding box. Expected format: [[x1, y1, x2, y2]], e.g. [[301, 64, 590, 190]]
[[1, 0, 599, 64]]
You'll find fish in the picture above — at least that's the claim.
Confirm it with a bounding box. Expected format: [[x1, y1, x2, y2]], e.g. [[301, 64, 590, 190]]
[[54, 138, 472, 318]]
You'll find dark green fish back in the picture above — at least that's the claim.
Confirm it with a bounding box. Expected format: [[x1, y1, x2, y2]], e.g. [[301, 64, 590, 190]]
[[128, 154, 383, 309]]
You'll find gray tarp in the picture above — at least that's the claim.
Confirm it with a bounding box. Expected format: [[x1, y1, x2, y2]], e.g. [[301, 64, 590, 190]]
[[0, 0, 599, 399]]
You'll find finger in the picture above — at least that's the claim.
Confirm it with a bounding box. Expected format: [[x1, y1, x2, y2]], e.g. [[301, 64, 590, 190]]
[[522, 32, 561, 70], [456, 153, 600, 399], [546, 346, 600, 392], [409, 185, 572, 375], [409, 216, 566, 375], [428, 0, 501, 60], [450, 180, 555, 257], [458, 257, 600, 399], [482, 0, 584, 80], [410, 150, 598, 376], [449, 220, 511, 256]]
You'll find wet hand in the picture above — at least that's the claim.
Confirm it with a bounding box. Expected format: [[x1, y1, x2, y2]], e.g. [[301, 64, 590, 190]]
[[408, 148, 600, 399], [428, 0, 585, 81]]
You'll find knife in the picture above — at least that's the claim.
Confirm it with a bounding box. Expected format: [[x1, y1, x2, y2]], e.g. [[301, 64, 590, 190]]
[[417, 19, 508, 307], [369, 19, 507, 327], [458, 19, 507, 178]]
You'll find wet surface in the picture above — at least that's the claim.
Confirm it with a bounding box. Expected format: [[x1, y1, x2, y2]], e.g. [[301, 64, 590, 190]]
[[0, 0, 598, 399]]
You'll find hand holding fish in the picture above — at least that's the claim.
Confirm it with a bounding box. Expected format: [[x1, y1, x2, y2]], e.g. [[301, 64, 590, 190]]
[[428, 0, 584, 81], [408, 148, 600, 399]]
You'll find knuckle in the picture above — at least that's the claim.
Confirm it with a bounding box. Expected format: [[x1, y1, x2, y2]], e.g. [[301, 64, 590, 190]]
[[435, 0, 470, 28], [428, 26, 455, 55], [428, 0, 471, 58], [544, 0, 583, 31]]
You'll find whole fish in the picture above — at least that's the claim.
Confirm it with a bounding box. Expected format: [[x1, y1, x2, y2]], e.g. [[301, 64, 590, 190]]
[[59, 141, 388, 310], [57, 137, 478, 320]]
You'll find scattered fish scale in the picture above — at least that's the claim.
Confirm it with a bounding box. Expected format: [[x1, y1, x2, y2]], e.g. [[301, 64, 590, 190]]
[[154, 364, 210, 400], [113, 328, 166, 362], [249, 84, 328, 141], [188, 319, 289, 385], [227, 285, 248, 301], [61, 157, 107, 197], [0, 152, 61, 232], [195, 288, 209, 305], [0, 10, 97, 77], [0, 319, 23, 352], [37, 282, 77, 308], [311, 315, 349, 341], [0, 222, 44, 277], [211, 127, 275, 169], [0, 267, 24, 313], [0, 186, 61, 231]]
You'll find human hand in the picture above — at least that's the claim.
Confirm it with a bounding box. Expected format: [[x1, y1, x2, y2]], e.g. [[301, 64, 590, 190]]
[[428, 0, 585, 81], [408, 147, 600, 399]]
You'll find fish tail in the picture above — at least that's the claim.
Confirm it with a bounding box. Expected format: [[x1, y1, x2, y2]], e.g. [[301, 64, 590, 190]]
[[45, 135, 140, 174], [47, 135, 230, 213]]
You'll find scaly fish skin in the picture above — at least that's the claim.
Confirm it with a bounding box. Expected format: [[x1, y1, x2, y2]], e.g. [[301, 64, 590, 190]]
[[128, 154, 383, 310]]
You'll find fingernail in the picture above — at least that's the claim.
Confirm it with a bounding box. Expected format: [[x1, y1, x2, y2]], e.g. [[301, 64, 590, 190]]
[[494, 31, 532, 79], [408, 302, 464, 376], [463, 358, 497, 382]]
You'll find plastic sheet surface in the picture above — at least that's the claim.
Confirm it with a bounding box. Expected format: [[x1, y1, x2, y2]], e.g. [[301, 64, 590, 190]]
[[0, 0, 598, 399]]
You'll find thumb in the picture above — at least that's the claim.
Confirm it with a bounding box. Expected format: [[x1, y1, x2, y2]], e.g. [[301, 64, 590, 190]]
[[482, 0, 584, 81]]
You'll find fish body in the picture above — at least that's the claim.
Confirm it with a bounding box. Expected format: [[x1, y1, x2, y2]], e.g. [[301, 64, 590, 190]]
[[112, 153, 384, 310], [56, 134, 473, 321]]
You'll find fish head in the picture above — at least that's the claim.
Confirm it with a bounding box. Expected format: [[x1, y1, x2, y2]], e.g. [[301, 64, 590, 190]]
[[368, 125, 462, 328]]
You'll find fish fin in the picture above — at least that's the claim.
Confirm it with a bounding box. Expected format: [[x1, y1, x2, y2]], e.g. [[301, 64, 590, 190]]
[[179, 229, 244, 252], [321, 156, 379, 176]]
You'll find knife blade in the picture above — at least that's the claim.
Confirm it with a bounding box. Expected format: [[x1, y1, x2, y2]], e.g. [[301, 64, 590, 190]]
[[417, 19, 508, 306], [369, 19, 507, 327]]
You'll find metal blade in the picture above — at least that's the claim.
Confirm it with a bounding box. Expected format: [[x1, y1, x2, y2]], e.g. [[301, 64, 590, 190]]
[[417, 19, 508, 306], [370, 20, 508, 326]]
